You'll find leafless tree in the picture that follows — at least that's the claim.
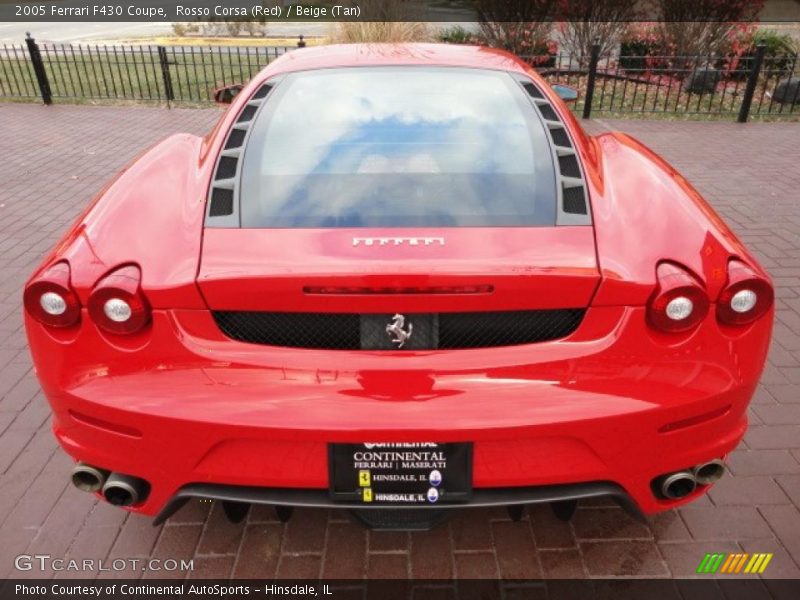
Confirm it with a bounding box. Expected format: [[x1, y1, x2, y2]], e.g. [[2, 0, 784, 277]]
[[475, 0, 557, 54], [559, 0, 639, 66], [656, 0, 765, 60]]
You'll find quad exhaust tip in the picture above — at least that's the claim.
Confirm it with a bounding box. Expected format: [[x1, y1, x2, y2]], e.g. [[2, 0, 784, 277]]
[[655, 459, 727, 500], [693, 459, 726, 485], [102, 473, 150, 507], [71, 463, 109, 493], [660, 471, 697, 500], [70, 464, 149, 507]]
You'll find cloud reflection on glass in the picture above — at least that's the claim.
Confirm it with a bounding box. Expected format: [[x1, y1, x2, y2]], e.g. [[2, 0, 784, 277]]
[[241, 67, 556, 228]]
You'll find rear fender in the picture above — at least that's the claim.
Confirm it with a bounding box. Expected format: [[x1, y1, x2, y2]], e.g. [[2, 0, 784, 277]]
[[27, 133, 211, 309], [590, 132, 768, 306]]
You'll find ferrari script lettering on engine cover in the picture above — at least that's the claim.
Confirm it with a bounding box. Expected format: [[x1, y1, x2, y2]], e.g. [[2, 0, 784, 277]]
[[352, 237, 445, 247]]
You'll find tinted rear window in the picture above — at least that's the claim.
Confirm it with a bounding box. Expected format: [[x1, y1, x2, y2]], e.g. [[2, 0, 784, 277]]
[[239, 67, 556, 228]]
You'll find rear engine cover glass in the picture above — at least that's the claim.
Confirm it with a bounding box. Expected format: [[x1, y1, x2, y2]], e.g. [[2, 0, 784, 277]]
[[239, 67, 557, 227]]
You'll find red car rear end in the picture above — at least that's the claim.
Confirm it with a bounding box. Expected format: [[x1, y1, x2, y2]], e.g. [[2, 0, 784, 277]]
[[23, 44, 773, 529]]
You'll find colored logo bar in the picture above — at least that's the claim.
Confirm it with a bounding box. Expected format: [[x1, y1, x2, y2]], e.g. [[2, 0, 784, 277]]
[[696, 553, 773, 574]]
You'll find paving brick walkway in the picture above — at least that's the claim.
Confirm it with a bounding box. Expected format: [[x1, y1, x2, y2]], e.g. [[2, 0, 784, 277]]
[[1, 104, 799, 582]]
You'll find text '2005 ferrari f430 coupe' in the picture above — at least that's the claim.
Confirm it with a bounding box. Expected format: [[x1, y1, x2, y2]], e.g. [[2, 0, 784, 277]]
[[24, 43, 773, 530]]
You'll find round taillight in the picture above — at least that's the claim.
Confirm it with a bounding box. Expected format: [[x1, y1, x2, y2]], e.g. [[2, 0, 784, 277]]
[[88, 266, 150, 335], [23, 262, 81, 328], [717, 261, 773, 326], [647, 262, 709, 333], [40, 292, 68, 316], [730, 289, 757, 313], [103, 298, 133, 323], [665, 296, 694, 322]]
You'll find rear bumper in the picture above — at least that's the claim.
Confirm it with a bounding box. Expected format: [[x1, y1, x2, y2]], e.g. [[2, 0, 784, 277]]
[[27, 305, 771, 518], [153, 481, 642, 526]]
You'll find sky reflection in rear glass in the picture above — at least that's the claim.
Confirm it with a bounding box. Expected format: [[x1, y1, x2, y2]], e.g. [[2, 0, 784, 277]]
[[240, 67, 556, 228]]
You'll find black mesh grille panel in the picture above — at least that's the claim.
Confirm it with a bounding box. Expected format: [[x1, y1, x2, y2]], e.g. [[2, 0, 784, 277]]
[[549, 127, 572, 148], [214, 312, 361, 350], [558, 154, 581, 178], [538, 103, 559, 121], [438, 310, 584, 349], [209, 188, 234, 217], [224, 128, 246, 149], [562, 186, 587, 215], [212, 310, 585, 350]]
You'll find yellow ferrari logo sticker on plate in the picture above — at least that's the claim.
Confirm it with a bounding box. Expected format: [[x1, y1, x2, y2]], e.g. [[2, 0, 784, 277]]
[[362, 488, 372, 503], [359, 470, 371, 487]]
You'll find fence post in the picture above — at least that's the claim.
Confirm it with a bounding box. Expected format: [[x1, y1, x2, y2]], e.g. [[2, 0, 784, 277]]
[[738, 44, 766, 123], [582, 42, 601, 119], [24, 33, 52, 105], [157, 46, 174, 103]]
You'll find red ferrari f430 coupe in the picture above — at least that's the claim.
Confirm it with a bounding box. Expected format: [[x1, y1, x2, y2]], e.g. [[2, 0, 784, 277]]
[[24, 44, 774, 529]]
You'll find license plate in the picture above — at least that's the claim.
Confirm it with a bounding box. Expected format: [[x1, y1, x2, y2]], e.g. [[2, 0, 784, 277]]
[[329, 442, 472, 505]]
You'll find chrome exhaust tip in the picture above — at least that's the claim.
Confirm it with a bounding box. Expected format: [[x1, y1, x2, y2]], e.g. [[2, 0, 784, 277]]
[[102, 473, 149, 507], [693, 459, 726, 485], [71, 463, 109, 493], [660, 471, 697, 500]]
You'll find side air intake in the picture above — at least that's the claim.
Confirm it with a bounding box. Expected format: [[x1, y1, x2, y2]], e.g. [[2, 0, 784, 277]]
[[206, 82, 275, 226], [520, 80, 590, 225]]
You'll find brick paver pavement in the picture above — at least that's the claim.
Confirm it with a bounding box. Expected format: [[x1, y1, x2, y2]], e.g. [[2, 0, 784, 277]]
[[1, 104, 799, 581]]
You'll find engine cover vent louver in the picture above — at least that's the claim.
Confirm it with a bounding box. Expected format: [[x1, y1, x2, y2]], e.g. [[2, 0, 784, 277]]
[[209, 188, 234, 217], [224, 128, 246, 150], [537, 103, 559, 122], [215, 156, 238, 180], [251, 84, 271, 99], [521, 82, 544, 99], [236, 104, 258, 123], [549, 126, 571, 148], [206, 82, 276, 226], [557, 153, 581, 178], [520, 80, 591, 225], [562, 184, 587, 214]]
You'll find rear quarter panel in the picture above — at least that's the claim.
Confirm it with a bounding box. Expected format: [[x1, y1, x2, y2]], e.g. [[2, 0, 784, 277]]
[[588, 131, 769, 306], [28, 133, 211, 308]]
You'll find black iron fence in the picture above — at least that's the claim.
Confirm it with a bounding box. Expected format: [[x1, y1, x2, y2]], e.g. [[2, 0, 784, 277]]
[[2, 36, 799, 121], [524, 44, 800, 121], [1, 36, 292, 104]]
